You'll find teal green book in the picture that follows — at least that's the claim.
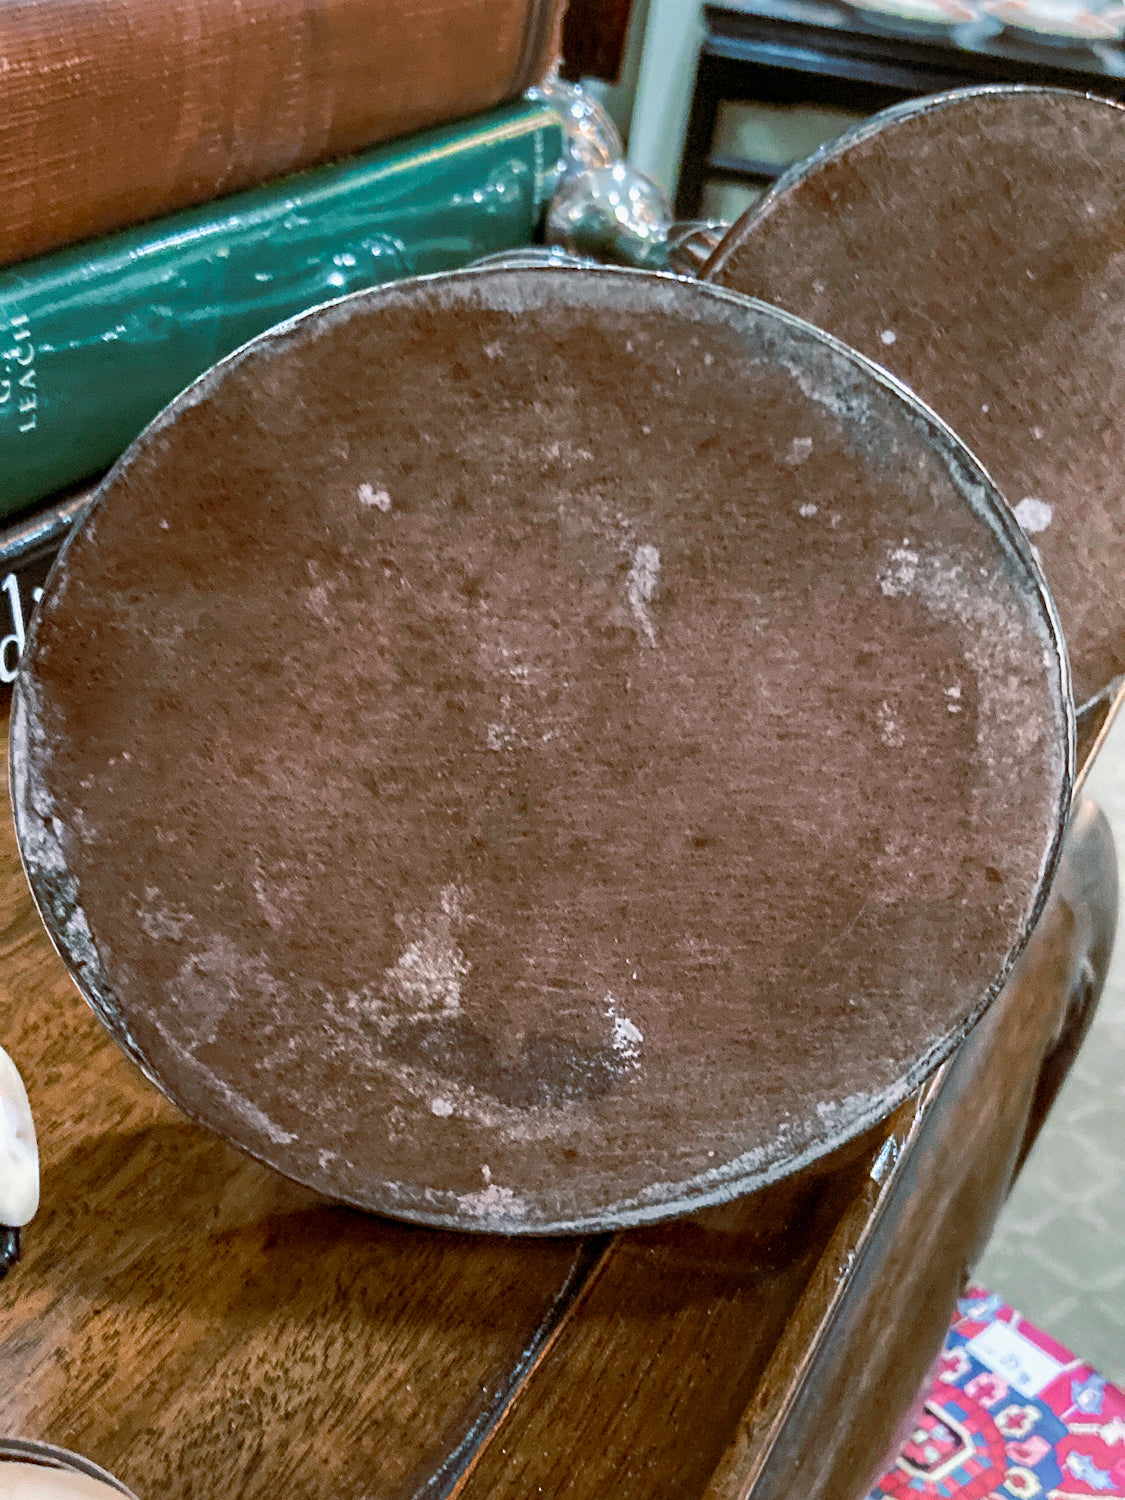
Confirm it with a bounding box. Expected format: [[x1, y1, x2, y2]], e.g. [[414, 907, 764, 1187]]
[[0, 101, 561, 519]]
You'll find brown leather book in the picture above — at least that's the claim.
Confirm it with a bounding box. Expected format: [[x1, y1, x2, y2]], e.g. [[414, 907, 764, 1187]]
[[0, 0, 565, 267]]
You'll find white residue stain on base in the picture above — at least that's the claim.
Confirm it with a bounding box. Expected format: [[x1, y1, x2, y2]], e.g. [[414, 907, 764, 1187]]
[[149, 1015, 298, 1147], [1014, 497, 1053, 535], [799, 502, 818, 519], [486, 721, 515, 752], [874, 534, 1065, 796], [786, 436, 814, 466], [385, 884, 469, 1023], [305, 583, 333, 626], [626, 543, 661, 646], [876, 700, 904, 749], [880, 329, 897, 346], [605, 994, 643, 1067], [430, 1097, 454, 1117], [457, 1180, 527, 1221], [218, 1078, 298, 1146], [358, 482, 392, 512], [879, 542, 919, 596], [816, 1091, 880, 1132], [138, 885, 195, 941]]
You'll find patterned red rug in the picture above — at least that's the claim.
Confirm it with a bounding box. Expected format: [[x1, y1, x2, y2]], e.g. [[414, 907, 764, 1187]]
[[869, 1288, 1125, 1498]]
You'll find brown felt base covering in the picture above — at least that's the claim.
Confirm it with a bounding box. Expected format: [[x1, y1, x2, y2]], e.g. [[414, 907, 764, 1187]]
[[705, 85, 1125, 706], [12, 267, 1068, 1230]]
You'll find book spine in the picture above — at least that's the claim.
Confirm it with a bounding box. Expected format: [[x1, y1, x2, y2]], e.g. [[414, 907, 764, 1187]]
[[0, 103, 561, 521], [0, 0, 565, 267]]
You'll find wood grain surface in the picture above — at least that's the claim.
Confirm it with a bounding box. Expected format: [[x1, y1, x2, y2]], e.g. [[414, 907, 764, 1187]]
[[449, 1154, 878, 1499]]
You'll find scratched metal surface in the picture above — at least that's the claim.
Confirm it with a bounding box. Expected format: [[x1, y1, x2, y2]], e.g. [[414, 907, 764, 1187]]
[[10, 266, 1070, 1232], [704, 85, 1125, 708]]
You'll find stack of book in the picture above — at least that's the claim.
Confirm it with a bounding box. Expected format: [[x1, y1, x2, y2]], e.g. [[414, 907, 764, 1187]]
[[0, 0, 566, 679]]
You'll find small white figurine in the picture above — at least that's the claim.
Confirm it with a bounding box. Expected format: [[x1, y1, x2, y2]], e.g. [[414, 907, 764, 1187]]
[[0, 1044, 38, 1274], [0, 1461, 130, 1498], [0, 1443, 135, 1499]]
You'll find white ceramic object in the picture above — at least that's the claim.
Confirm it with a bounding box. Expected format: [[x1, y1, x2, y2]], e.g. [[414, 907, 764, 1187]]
[[983, 0, 1125, 35], [852, 0, 978, 25], [0, 1461, 133, 1499], [0, 1046, 38, 1228], [0, 1443, 136, 1499]]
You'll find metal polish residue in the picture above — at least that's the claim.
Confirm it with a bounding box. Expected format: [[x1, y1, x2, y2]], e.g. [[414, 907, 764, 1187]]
[[9, 266, 1072, 1233]]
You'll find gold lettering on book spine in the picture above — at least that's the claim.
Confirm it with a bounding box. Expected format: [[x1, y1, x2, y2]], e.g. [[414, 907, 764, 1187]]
[[1, 313, 37, 433]]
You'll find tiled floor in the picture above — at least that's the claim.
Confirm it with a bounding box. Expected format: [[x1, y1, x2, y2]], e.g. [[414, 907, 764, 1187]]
[[975, 711, 1125, 1384]]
